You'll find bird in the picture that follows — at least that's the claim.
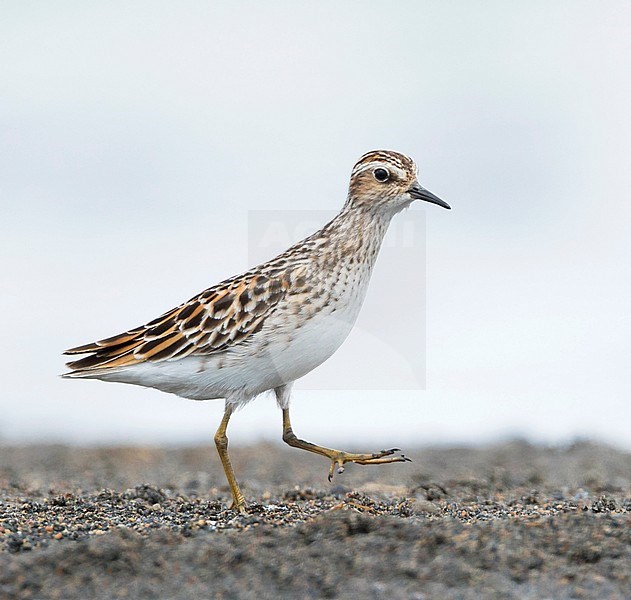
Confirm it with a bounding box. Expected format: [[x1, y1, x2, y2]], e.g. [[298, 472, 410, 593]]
[[63, 149, 450, 513]]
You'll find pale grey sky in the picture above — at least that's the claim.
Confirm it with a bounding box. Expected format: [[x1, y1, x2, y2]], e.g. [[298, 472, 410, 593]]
[[1, 1, 630, 448]]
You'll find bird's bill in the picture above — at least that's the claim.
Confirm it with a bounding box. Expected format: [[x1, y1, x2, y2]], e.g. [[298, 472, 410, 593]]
[[408, 182, 451, 210]]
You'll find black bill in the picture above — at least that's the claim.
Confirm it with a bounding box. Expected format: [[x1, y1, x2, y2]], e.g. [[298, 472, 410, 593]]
[[408, 182, 451, 210]]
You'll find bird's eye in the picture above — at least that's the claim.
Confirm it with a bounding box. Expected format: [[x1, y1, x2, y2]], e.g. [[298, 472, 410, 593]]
[[373, 168, 390, 182]]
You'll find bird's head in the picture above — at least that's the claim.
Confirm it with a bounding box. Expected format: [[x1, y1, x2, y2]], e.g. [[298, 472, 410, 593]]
[[347, 150, 450, 214]]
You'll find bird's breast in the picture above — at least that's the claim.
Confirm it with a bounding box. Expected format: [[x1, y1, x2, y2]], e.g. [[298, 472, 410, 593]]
[[249, 261, 372, 384]]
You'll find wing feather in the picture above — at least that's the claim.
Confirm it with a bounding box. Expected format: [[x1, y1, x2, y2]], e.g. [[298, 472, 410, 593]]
[[63, 273, 287, 377]]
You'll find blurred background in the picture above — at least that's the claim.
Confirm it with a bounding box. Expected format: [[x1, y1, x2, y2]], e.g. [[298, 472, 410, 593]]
[[1, 1, 630, 449]]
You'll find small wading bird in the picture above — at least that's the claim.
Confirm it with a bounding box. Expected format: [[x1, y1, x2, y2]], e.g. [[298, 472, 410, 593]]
[[64, 150, 450, 512]]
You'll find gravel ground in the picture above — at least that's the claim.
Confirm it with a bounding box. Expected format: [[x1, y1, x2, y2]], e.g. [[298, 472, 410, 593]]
[[1, 440, 630, 599]]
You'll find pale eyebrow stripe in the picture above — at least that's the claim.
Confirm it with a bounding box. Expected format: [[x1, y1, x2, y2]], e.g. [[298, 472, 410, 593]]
[[351, 161, 408, 179]]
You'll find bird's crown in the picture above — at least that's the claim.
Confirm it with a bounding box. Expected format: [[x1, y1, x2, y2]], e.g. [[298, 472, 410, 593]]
[[351, 150, 417, 180]]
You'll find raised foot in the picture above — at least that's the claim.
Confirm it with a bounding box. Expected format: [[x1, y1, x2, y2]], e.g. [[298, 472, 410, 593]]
[[327, 448, 412, 481]]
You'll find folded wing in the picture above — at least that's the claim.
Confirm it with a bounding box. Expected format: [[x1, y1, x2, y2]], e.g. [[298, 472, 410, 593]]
[[63, 273, 287, 377]]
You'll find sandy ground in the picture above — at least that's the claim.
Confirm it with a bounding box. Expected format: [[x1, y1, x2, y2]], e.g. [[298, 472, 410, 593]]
[[0, 440, 630, 599]]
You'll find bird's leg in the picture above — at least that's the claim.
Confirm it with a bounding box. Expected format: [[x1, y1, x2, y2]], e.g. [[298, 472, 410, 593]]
[[214, 405, 247, 513], [281, 408, 411, 481]]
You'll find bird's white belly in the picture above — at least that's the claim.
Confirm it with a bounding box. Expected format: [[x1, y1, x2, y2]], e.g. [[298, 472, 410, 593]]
[[260, 303, 359, 386]]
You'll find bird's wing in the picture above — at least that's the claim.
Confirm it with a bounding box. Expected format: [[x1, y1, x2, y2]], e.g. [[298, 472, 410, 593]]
[[63, 272, 288, 375]]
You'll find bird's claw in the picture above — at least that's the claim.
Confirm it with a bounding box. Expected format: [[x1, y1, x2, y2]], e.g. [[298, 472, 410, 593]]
[[326, 448, 411, 481], [328, 460, 346, 482]]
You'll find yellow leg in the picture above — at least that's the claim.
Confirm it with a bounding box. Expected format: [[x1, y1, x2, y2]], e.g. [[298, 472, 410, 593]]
[[282, 408, 411, 481], [214, 406, 247, 513]]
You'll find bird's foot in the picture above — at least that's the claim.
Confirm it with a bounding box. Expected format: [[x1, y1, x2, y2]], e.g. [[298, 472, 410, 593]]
[[281, 422, 411, 482], [327, 448, 411, 481], [229, 498, 248, 514]]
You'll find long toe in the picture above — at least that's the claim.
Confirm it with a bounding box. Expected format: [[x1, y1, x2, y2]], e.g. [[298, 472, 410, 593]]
[[341, 448, 408, 462], [354, 454, 412, 466], [373, 448, 400, 458]]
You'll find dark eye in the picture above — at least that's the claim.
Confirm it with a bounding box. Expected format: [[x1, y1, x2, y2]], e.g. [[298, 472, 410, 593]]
[[373, 168, 390, 182]]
